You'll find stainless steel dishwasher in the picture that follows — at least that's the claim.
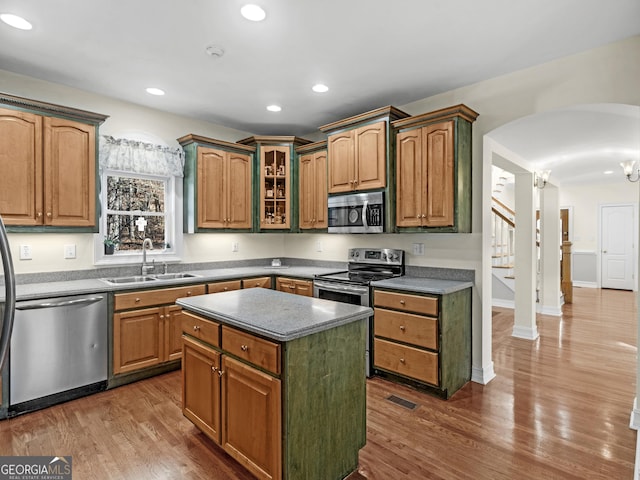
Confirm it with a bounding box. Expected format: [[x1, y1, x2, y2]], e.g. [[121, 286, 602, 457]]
[[10, 294, 108, 413]]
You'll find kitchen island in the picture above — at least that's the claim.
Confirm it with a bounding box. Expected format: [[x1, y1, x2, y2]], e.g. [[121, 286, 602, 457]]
[[177, 288, 372, 480]]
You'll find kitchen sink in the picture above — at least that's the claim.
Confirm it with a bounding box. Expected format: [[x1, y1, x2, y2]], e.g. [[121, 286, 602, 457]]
[[101, 272, 200, 285], [151, 272, 199, 280], [101, 275, 158, 285]]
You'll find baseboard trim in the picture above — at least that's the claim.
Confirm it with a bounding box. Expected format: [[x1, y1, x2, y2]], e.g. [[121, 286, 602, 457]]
[[492, 298, 514, 309], [471, 362, 496, 385], [512, 325, 539, 340], [537, 305, 563, 316], [630, 398, 640, 430], [573, 281, 598, 288]]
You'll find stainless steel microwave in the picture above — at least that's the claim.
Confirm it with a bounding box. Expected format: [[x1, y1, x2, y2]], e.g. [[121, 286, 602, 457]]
[[327, 192, 384, 233]]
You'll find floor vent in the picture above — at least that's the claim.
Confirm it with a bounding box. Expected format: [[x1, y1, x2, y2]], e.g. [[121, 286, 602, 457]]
[[386, 394, 418, 410]]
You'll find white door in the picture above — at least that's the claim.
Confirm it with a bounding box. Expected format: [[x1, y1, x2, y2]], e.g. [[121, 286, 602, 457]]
[[601, 204, 635, 290]]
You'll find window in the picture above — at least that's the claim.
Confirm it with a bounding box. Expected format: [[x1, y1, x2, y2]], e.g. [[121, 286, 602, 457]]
[[105, 173, 168, 251], [96, 135, 184, 264]]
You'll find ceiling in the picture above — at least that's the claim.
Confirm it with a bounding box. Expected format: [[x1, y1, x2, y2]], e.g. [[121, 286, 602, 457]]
[[0, 1, 639, 187]]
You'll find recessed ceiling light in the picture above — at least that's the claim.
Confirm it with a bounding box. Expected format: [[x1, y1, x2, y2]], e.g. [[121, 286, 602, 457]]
[[266, 105, 281, 112], [241, 4, 266, 21], [312, 84, 329, 93], [1, 13, 32, 30], [146, 87, 165, 96], [604, 170, 614, 175]]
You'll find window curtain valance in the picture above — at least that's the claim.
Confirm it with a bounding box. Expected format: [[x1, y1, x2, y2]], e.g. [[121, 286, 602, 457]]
[[99, 135, 185, 177]]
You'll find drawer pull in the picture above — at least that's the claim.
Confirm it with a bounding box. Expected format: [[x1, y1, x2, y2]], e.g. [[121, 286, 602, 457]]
[[186, 291, 192, 296], [241, 345, 249, 352], [399, 325, 406, 331], [193, 325, 200, 332], [160, 314, 165, 319], [135, 298, 141, 303], [400, 358, 406, 364], [399, 300, 406, 305]]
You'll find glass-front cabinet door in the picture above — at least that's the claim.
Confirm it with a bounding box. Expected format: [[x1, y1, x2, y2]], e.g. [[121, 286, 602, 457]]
[[260, 145, 290, 229]]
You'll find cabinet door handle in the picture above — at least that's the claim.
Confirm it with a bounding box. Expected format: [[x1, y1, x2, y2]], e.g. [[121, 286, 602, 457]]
[[217, 369, 224, 377], [160, 314, 165, 319], [211, 365, 217, 373], [37, 212, 43, 218], [46, 212, 52, 217], [241, 345, 248, 352]]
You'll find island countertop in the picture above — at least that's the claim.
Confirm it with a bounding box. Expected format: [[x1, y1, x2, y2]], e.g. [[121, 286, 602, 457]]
[[176, 288, 372, 342]]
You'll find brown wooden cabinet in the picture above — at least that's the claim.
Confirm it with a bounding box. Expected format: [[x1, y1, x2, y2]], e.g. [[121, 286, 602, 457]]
[[373, 287, 471, 399], [0, 104, 103, 227], [242, 276, 272, 289], [182, 319, 281, 480], [326, 121, 386, 193], [393, 105, 478, 233], [208, 279, 242, 293], [112, 284, 206, 376], [197, 146, 252, 229], [236, 136, 312, 231], [178, 135, 255, 233], [276, 277, 313, 297], [297, 141, 328, 230]]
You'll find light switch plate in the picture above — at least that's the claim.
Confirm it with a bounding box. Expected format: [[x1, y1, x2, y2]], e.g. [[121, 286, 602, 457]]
[[412, 243, 425, 256], [19, 245, 32, 260], [64, 244, 77, 259], [231, 242, 239, 252]]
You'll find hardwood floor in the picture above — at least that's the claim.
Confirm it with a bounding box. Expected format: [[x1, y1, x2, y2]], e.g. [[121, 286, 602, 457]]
[[0, 287, 636, 479]]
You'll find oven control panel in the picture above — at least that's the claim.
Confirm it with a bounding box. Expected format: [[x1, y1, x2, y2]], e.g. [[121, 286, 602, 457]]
[[348, 248, 404, 266]]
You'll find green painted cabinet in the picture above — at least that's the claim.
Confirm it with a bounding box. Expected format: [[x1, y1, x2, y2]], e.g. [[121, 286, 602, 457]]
[[373, 286, 472, 399], [181, 312, 366, 480], [392, 104, 478, 233]]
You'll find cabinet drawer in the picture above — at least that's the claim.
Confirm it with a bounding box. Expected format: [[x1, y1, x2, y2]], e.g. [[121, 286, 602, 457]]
[[182, 311, 220, 347], [374, 338, 439, 386], [208, 280, 242, 293], [374, 308, 438, 350], [115, 284, 206, 311], [242, 276, 272, 289], [222, 326, 280, 375], [374, 290, 438, 316]]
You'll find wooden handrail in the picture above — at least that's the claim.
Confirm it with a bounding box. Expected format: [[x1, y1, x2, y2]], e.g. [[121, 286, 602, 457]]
[[492, 207, 515, 229], [492, 197, 515, 217]]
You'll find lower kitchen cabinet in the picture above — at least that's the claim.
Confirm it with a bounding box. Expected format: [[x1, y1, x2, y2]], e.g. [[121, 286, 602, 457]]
[[208, 279, 242, 293], [181, 308, 365, 480], [373, 287, 471, 399], [276, 277, 312, 297], [112, 284, 206, 378]]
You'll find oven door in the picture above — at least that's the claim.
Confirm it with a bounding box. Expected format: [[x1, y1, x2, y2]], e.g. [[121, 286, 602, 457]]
[[313, 279, 372, 377]]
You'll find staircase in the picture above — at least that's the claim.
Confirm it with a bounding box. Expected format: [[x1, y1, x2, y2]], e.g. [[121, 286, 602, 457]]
[[492, 197, 516, 306]]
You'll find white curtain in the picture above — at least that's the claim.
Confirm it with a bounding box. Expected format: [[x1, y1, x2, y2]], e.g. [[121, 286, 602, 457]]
[[99, 135, 185, 177]]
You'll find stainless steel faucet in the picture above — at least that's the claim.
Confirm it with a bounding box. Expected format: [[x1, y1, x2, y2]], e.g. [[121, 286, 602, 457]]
[[141, 238, 155, 275]]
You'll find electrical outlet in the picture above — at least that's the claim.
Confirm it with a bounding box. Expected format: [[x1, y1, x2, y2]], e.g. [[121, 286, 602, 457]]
[[19, 244, 32, 260], [231, 242, 239, 252], [64, 244, 77, 259], [412, 243, 425, 256], [316, 240, 323, 252]]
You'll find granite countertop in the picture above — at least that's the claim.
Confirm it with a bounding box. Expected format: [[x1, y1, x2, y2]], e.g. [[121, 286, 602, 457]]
[[2, 266, 344, 302], [371, 276, 473, 295], [177, 288, 372, 342]]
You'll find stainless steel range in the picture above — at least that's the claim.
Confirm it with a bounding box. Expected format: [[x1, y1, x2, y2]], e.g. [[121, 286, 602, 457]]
[[313, 247, 405, 376]]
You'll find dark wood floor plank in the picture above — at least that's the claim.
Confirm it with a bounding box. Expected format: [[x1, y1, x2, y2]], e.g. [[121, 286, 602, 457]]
[[0, 287, 635, 479]]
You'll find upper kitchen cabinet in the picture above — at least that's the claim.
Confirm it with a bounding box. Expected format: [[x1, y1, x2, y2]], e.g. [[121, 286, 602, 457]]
[[392, 105, 478, 233], [319, 106, 409, 194], [296, 141, 327, 231], [179, 135, 255, 233], [0, 93, 108, 230], [237, 136, 312, 232]]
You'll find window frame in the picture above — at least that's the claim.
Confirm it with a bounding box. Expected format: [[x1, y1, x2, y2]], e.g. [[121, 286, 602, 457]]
[[94, 168, 183, 266]]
